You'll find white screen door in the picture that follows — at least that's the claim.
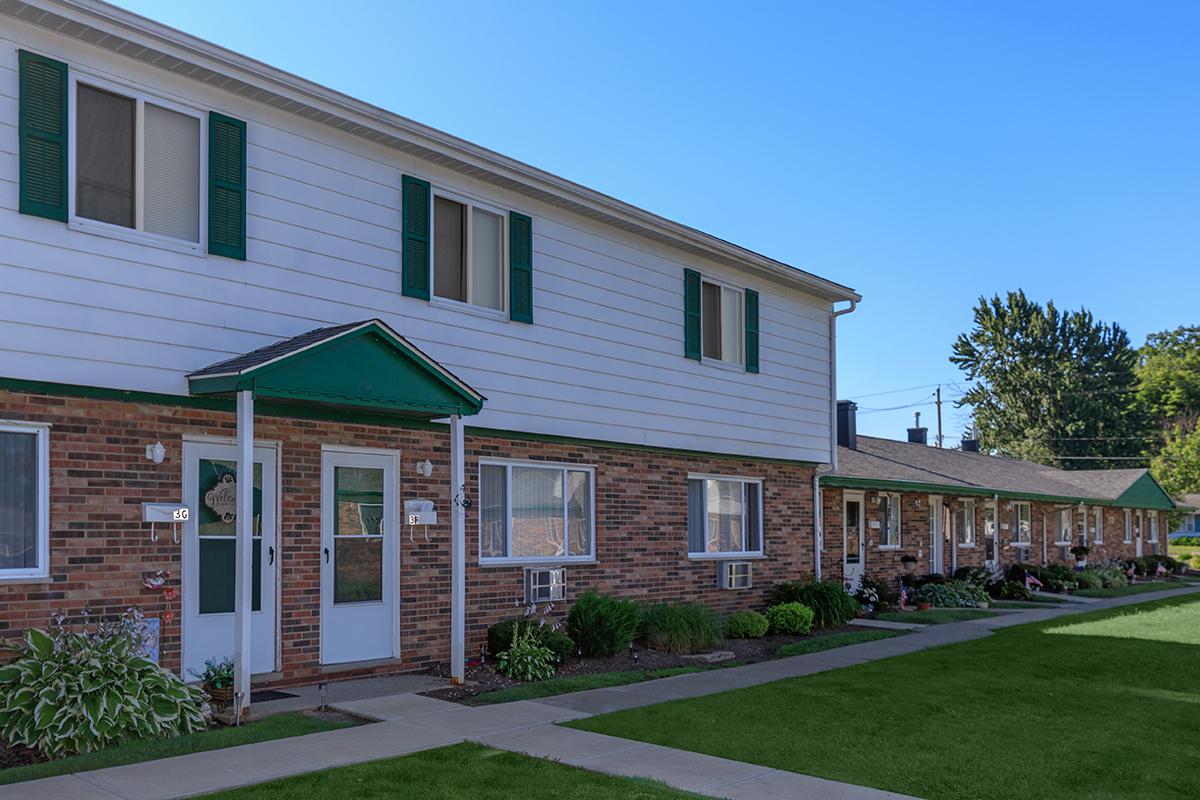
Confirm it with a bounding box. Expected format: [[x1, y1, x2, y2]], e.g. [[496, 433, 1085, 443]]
[[929, 496, 945, 574], [182, 441, 277, 678], [320, 447, 399, 664], [843, 493, 865, 590]]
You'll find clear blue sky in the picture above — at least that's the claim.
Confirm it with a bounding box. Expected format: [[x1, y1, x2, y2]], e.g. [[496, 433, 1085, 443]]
[[120, 0, 1200, 444]]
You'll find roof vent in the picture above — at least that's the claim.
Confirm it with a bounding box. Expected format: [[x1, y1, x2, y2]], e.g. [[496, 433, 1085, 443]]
[[837, 400, 857, 450], [907, 412, 928, 446], [961, 438, 980, 453]]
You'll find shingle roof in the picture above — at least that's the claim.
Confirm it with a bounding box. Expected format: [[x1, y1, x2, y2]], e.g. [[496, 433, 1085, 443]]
[[830, 435, 1154, 504], [188, 321, 365, 378]]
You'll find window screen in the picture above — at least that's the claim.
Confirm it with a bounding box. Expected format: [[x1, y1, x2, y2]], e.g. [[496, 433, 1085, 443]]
[[76, 84, 135, 228], [471, 207, 503, 310], [144, 103, 200, 242], [434, 196, 467, 302]]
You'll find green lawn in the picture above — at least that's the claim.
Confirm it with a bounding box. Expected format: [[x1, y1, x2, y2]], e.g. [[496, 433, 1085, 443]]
[[1074, 580, 1176, 598], [988, 600, 1062, 609], [569, 595, 1200, 800], [874, 609, 1001, 625], [202, 742, 701, 799], [774, 629, 900, 656], [0, 711, 354, 786], [470, 665, 726, 705]]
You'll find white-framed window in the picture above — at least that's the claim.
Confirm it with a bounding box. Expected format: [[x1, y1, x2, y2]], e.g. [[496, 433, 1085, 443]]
[[1135, 510, 1143, 541], [432, 188, 506, 314], [687, 474, 763, 557], [1149, 512, 1159, 543], [956, 499, 976, 546], [1055, 508, 1072, 545], [700, 276, 743, 366], [1093, 507, 1103, 544], [880, 493, 901, 548], [0, 422, 51, 581], [1123, 509, 1133, 543], [1012, 502, 1032, 545], [478, 460, 594, 563], [69, 71, 206, 253]]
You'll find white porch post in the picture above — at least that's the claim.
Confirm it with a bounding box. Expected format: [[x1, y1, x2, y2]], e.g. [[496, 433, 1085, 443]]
[[450, 414, 466, 684], [234, 390, 254, 715]]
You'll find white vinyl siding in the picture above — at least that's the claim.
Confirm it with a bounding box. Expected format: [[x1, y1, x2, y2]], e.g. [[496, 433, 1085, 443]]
[[0, 423, 50, 581], [478, 460, 594, 564], [687, 475, 762, 558], [880, 493, 901, 548]]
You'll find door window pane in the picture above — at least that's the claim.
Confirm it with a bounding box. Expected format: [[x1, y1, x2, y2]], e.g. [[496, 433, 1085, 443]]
[[434, 196, 467, 302], [76, 84, 135, 228], [0, 431, 38, 571], [197, 459, 263, 614], [511, 467, 564, 558], [144, 103, 200, 241], [702, 281, 722, 359], [471, 207, 503, 310], [845, 500, 861, 564], [332, 466, 384, 604]]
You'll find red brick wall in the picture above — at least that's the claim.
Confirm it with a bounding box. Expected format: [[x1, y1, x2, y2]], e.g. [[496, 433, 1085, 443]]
[[0, 388, 816, 685]]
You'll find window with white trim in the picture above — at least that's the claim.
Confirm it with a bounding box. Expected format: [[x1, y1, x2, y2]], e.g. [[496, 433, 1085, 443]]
[[478, 461, 593, 562], [956, 499, 976, 546], [687, 475, 762, 557], [1149, 512, 1159, 543], [1055, 508, 1072, 545], [880, 493, 901, 547], [72, 77, 204, 247], [701, 278, 743, 365], [0, 423, 50, 580], [1012, 502, 1032, 545], [432, 190, 505, 312], [1123, 509, 1132, 543], [1093, 507, 1103, 544]]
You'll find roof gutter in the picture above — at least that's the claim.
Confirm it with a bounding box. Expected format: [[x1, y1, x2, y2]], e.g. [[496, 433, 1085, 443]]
[[814, 299, 858, 581]]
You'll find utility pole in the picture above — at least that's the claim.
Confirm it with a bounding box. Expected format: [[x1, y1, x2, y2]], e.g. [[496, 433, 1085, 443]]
[[935, 385, 944, 448]]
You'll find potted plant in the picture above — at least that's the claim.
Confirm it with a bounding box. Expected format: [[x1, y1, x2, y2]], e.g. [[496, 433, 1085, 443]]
[[900, 554, 918, 575], [190, 656, 235, 708], [1070, 544, 1089, 568], [915, 584, 935, 611]]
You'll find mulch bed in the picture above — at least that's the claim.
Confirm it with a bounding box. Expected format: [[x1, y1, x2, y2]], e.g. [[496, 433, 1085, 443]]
[[0, 741, 43, 770], [422, 626, 862, 703]]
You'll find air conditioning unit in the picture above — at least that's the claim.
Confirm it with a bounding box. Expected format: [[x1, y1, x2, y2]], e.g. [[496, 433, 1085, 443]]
[[525, 567, 565, 603], [718, 561, 752, 590]]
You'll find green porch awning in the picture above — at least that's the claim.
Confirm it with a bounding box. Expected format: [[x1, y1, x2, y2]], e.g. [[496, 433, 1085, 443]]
[[187, 319, 485, 419]]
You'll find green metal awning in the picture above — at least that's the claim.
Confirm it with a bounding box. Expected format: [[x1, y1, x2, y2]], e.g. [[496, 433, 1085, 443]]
[[187, 319, 485, 419]]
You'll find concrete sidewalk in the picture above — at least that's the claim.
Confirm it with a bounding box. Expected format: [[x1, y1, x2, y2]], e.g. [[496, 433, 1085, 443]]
[[5, 583, 1198, 800]]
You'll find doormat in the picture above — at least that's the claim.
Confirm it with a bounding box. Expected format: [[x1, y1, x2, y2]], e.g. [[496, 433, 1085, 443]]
[[250, 689, 299, 703]]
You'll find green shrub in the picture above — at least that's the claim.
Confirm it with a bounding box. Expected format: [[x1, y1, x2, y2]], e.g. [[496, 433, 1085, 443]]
[[1174, 535, 1200, 547], [953, 566, 993, 594], [565, 589, 642, 657], [945, 578, 987, 607], [640, 603, 723, 654], [766, 577, 858, 628], [916, 583, 960, 607], [0, 610, 205, 758], [1072, 570, 1104, 590], [765, 602, 815, 635], [723, 610, 770, 639], [496, 622, 556, 681], [996, 580, 1032, 600], [487, 617, 573, 661]]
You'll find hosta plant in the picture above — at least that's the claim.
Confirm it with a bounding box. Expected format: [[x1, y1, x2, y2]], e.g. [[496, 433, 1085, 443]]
[[0, 608, 206, 758], [496, 620, 556, 682]]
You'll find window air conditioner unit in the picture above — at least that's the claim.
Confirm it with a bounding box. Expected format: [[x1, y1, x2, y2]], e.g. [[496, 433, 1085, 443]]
[[525, 567, 565, 603], [718, 561, 752, 590]]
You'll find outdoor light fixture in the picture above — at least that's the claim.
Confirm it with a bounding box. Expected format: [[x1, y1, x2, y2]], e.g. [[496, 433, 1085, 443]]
[[145, 441, 166, 464], [318, 681, 328, 710], [415, 459, 433, 477]]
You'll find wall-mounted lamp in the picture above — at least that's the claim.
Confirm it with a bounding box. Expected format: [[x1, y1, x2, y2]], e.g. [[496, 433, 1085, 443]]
[[145, 441, 166, 464], [415, 459, 433, 478]]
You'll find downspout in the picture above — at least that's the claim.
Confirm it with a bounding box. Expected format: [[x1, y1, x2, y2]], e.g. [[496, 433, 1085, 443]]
[[814, 299, 858, 580]]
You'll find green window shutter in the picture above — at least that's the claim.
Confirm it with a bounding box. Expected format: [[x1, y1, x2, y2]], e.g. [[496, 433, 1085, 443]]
[[744, 288, 760, 373], [18, 50, 68, 222], [208, 112, 247, 260], [401, 175, 431, 300], [683, 268, 701, 360], [509, 211, 533, 323]]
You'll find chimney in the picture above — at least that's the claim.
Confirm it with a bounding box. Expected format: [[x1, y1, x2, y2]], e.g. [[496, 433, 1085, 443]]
[[836, 400, 857, 450], [961, 438, 980, 453], [907, 412, 928, 446]]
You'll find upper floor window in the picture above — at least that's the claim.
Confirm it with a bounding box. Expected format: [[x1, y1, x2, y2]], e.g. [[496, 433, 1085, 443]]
[[0, 423, 50, 581], [701, 279, 743, 365], [478, 460, 593, 563], [73, 79, 203, 247], [687, 475, 762, 557], [433, 192, 505, 312]]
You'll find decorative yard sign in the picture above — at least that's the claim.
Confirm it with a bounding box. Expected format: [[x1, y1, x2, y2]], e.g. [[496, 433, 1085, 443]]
[[205, 472, 238, 523], [138, 617, 161, 664]]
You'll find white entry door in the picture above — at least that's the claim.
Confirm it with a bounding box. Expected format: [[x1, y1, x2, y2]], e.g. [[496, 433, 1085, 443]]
[[929, 496, 945, 574], [983, 501, 999, 571], [182, 441, 277, 679], [320, 447, 399, 665], [843, 493, 865, 591], [1135, 511, 1144, 558]]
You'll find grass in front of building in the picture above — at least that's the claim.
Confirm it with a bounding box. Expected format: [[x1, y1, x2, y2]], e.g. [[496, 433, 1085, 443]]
[[774, 629, 900, 656], [0, 711, 356, 786], [988, 600, 1063, 609], [1073, 580, 1177, 598], [202, 742, 703, 800], [469, 665, 728, 705], [874, 608, 1001, 624], [568, 595, 1200, 800]]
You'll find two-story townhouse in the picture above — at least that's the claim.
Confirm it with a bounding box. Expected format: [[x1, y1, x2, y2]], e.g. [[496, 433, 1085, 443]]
[[0, 0, 859, 699]]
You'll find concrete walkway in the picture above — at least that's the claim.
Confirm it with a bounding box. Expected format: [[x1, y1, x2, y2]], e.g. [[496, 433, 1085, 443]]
[[7, 583, 1199, 800]]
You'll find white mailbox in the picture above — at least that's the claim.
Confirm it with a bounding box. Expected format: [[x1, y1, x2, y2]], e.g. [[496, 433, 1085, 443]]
[[142, 503, 189, 544], [404, 499, 437, 527]]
